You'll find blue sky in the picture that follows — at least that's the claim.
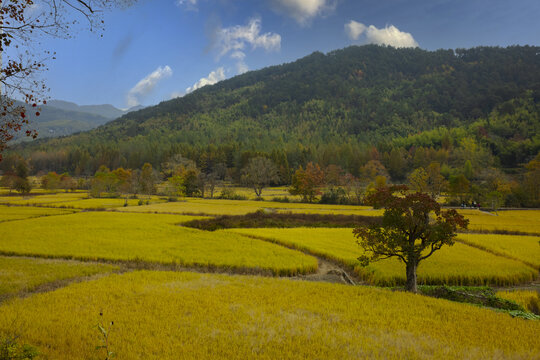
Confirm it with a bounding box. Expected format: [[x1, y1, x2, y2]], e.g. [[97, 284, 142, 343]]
[[34, 0, 540, 109]]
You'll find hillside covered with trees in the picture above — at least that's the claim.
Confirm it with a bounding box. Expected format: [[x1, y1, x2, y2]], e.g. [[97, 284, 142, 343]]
[[3, 45, 540, 206]]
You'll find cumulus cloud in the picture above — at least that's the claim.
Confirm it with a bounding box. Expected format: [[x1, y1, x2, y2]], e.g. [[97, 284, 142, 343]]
[[127, 66, 173, 107], [270, 0, 334, 25], [345, 20, 419, 48], [215, 18, 281, 59], [186, 67, 226, 93], [211, 18, 279, 75]]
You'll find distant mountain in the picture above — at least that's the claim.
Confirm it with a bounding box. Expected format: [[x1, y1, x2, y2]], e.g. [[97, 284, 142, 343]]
[[46, 100, 143, 120], [15, 100, 146, 141], [11, 45, 540, 175]]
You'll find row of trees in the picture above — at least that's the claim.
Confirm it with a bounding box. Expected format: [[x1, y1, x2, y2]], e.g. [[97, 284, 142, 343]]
[[4, 151, 538, 209]]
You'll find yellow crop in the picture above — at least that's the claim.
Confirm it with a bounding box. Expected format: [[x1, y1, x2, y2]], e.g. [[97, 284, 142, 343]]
[[228, 228, 538, 286], [0, 192, 87, 206], [497, 290, 540, 314], [0, 205, 77, 222], [459, 209, 540, 234], [0, 256, 117, 299], [0, 192, 166, 209], [457, 233, 540, 269], [117, 197, 376, 216], [0, 212, 317, 275], [0, 271, 538, 360]]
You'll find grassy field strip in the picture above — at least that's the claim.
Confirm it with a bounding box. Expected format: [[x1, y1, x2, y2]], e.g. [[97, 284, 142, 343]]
[[456, 233, 540, 270], [0, 271, 538, 360], [459, 209, 540, 235], [0, 212, 317, 275], [227, 228, 538, 286], [113, 198, 378, 216], [0, 193, 167, 209], [497, 290, 540, 314], [0, 192, 88, 205], [0, 205, 78, 222], [0, 256, 118, 301]]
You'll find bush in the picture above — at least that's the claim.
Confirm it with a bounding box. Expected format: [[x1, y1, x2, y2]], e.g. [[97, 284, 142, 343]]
[[218, 188, 247, 200], [0, 335, 39, 360], [319, 188, 348, 204], [272, 196, 290, 203]]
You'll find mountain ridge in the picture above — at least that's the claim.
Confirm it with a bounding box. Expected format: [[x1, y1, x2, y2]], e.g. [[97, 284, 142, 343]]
[[8, 44, 540, 176]]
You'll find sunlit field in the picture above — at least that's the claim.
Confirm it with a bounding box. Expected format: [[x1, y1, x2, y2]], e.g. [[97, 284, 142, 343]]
[[0, 205, 77, 222], [215, 186, 301, 200], [0, 256, 117, 299], [0, 192, 166, 209], [228, 228, 538, 286], [459, 209, 540, 234], [457, 233, 540, 269], [116, 197, 380, 216], [0, 191, 87, 205], [0, 271, 538, 360], [0, 212, 317, 275]]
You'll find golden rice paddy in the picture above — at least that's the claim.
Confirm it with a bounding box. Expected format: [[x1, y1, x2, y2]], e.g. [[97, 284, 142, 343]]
[[0, 205, 77, 222], [0, 212, 317, 275], [457, 233, 540, 269], [0, 256, 117, 299], [228, 228, 538, 286], [0, 271, 538, 360]]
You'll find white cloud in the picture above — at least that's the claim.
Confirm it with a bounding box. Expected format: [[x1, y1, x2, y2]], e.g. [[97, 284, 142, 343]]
[[212, 18, 279, 75], [345, 21, 419, 48], [127, 65, 173, 107], [186, 67, 226, 93], [215, 18, 281, 60], [270, 0, 334, 25], [345, 20, 366, 41], [176, 0, 198, 10], [170, 91, 185, 99]]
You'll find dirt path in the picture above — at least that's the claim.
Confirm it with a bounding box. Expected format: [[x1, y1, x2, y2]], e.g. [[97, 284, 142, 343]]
[[292, 258, 360, 285]]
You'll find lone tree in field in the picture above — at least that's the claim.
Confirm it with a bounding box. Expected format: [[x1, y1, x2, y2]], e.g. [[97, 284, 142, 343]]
[[241, 157, 280, 198], [353, 185, 468, 293]]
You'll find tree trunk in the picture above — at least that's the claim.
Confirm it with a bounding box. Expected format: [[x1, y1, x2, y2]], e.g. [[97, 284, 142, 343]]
[[405, 261, 418, 293]]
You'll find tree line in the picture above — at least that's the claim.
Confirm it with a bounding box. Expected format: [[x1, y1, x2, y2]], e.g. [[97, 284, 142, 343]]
[[3, 150, 539, 208]]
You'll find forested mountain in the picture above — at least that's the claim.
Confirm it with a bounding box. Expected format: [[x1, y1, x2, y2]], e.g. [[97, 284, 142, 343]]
[[5, 45, 540, 179]]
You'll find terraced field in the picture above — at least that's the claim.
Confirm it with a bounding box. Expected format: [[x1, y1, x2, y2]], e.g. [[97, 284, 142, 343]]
[[0, 212, 317, 275], [228, 228, 538, 286], [0, 205, 77, 222], [0, 271, 538, 360], [115, 198, 381, 216], [0, 256, 117, 299], [457, 233, 540, 269], [0, 192, 538, 359], [459, 209, 540, 234]]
